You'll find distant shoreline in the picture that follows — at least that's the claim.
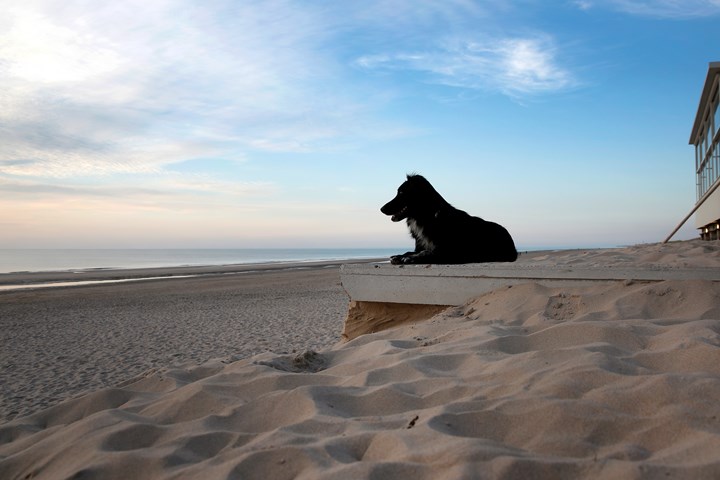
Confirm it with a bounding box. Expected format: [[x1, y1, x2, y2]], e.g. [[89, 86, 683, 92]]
[[0, 248, 400, 276], [0, 258, 387, 290]]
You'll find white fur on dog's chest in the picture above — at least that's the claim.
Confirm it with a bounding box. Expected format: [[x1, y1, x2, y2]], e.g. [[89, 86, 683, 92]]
[[408, 219, 435, 250]]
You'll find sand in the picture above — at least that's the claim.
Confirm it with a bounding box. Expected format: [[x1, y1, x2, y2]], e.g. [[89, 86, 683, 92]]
[[2, 241, 720, 479], [0, 262, 356, 422]]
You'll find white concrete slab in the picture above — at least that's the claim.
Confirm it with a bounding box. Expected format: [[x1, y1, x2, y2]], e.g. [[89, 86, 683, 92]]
[[340, 262, 720, 306]]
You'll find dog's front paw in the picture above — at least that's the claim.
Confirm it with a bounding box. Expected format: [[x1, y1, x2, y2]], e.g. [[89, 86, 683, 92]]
[[393, 255, 419, 265], [390, 255, 405, 265]]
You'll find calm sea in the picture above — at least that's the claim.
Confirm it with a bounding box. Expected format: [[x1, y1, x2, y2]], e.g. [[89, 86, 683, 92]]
[[0, 249, 399, 274]]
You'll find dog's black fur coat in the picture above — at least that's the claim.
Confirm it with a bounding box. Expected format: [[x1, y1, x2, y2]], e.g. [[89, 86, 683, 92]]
[[381, 174, 518, 265]]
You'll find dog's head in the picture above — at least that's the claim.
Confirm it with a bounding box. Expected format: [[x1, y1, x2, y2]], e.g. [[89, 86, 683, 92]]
[[381, 174, 436, 222]]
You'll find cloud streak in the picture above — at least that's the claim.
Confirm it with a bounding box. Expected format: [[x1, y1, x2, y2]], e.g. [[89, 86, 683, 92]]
[[577, 0, 720, 17], [0, 0, 582, 185], [356, 35, 576, 97], [0, 1, 581, 166], [0, 0, 359, 180]]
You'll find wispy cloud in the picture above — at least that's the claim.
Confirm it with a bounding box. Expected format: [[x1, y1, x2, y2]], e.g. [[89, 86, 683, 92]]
[[0, 174, 279, 213], [356, 35, 576, 98], [0, 0, 580, 187], [0, 0, 584, 248], [0, 0, 364, 181], [576, 0, 720, 17], [572, 1, 594, 10]]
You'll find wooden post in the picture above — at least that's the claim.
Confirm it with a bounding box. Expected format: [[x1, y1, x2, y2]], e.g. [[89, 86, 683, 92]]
[[663, 178, 720, 243]]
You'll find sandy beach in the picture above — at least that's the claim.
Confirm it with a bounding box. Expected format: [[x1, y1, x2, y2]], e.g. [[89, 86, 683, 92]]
[[0, 262, 359, 422], [2, 240, 720, 479]]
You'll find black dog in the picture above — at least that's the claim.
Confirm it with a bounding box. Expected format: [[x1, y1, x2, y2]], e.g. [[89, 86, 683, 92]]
[[381, 174, 518, 264]]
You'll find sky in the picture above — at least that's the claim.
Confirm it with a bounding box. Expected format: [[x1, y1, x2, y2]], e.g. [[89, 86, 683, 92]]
[[1, 0, 718, 250]]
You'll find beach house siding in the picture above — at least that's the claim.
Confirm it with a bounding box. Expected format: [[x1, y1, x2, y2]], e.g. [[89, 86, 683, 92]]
[[690, 62, 720, 240]]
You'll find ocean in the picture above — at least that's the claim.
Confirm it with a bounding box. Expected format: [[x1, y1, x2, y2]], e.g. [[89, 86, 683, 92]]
[[0, 248, 400, 274]]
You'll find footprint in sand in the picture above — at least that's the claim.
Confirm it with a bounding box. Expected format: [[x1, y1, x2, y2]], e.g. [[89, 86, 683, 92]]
[[544, 293, 583, 321]]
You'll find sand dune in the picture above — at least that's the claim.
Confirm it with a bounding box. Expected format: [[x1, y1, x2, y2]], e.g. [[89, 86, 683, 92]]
[[1, 241, 720, 479]]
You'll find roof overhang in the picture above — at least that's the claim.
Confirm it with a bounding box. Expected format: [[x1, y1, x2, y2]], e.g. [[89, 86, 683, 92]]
[[689, 62, 720, 145]]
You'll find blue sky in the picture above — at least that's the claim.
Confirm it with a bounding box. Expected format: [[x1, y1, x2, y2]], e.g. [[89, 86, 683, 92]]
[[0, 0, 718, 249]]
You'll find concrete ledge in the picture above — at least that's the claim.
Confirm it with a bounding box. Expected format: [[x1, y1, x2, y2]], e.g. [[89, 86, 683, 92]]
[[339, 261, 720, 340], [340, 262, 720, 306]]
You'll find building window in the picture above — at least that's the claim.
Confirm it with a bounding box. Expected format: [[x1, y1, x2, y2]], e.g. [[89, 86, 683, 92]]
[[697, 87, 720, 201]]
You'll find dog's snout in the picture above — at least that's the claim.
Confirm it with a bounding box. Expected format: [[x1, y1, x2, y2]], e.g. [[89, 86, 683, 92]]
[[381, 198, 395, 215]]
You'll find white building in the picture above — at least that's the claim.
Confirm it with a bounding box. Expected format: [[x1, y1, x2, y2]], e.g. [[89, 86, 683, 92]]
[[690, 62, 720, 240]]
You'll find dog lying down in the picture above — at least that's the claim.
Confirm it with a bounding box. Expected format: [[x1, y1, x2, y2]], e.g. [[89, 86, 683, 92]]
[[381, 174, 518, 265]]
